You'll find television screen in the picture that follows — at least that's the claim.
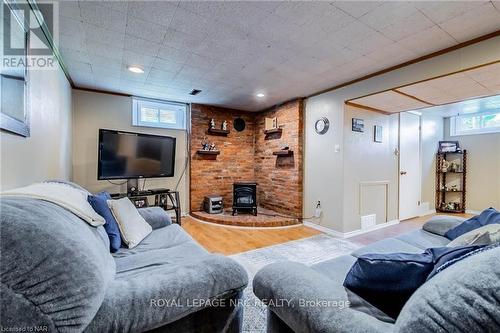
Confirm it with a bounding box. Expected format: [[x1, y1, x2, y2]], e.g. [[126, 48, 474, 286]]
[[98, 129, 176, 179]]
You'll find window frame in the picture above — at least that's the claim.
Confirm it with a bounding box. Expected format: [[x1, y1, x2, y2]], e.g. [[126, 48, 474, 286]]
[[132, 97, 187, 130], [449, 110, 500, 136]]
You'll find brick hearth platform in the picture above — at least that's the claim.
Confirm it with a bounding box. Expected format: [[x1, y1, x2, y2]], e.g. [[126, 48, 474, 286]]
[[190, 207, 300, 227]]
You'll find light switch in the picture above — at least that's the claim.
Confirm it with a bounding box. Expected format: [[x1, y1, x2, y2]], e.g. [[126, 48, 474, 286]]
[[334, 144, 340, 152]]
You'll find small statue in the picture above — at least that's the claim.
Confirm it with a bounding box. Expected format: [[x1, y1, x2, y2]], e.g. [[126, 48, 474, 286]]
[[201, 136, 209, 150], [210, 118, 216, 129], [209, 143, 216, 151], [221, 120, 227, 131], [450, 162, 460, 172], [440, 159, 450, 172]]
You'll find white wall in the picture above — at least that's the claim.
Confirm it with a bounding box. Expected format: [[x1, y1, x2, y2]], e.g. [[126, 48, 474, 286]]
[[420, 114, 444, 211], [343, 106, 399, 231], [1, 55, 72, 190], [444, 118, 500, 211], [72, 90, 189, 213], [304, 36, 500, 233]]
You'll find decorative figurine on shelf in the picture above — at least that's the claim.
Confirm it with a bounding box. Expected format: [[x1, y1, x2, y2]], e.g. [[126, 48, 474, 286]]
[[440, 159, 450, 172], [450, 185, 459, 192], [210, 118, 216, 129], [450, 162, 460, 172], [201, 136, 209, 150], [221, 120, 228, 131], [209, 143, 216, 151]]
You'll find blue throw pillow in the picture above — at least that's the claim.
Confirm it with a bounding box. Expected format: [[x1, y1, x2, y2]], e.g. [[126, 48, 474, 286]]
[[343, 245, 484, 319], [444, 207, 500, 240], [88, 192, 122, 253]]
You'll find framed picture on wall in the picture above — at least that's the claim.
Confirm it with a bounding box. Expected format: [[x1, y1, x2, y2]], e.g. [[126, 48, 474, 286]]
[[352, 118, 364, 132], [374, 125, 383, 143]]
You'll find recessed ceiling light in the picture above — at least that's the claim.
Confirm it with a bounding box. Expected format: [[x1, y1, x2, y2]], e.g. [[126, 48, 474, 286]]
[[256, 93, 265, 98], [128, 66, 144, 74]]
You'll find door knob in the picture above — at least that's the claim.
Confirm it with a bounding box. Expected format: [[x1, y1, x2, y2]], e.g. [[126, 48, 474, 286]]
[[400, 171, 407, 175]]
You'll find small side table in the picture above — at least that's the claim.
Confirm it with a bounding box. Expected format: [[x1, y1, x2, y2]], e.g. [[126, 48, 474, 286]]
[[110, 190, 181, 225]]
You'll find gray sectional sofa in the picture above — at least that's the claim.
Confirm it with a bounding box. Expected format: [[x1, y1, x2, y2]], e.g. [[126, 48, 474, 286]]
[[0, 196, 248, 332], [254, 216, 500, 332]]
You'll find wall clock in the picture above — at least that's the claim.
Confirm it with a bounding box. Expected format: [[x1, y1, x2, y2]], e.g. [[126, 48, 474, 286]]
[[314, 117, 330, 134]]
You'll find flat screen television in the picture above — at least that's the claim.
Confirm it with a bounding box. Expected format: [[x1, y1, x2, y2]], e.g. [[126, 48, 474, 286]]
[[98, 129, 176, 180]]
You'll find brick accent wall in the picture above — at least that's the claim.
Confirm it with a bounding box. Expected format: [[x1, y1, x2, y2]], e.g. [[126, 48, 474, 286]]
[[190, 104, 255, 211], [254, 100, 304, 216], [189, 100, 304, 216]]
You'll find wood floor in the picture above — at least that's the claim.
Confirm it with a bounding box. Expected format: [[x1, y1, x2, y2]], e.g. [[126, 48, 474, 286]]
[[183, 213, 471, 255], [182, 216, 320, 255]]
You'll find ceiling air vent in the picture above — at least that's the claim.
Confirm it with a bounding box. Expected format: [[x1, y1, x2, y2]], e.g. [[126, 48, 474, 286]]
[[190, 89, 202, 96]]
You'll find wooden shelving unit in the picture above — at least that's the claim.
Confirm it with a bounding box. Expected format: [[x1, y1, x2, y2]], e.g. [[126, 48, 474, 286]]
[[207, 128, 229, 136], [273, 150, 293, 156], [197, 150, 220, 155], [436, 150, 467, 213], [264, 128, 282, 135]]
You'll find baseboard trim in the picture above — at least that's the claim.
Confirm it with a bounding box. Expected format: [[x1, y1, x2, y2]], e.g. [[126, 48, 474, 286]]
[[304, 219, 400, 239]]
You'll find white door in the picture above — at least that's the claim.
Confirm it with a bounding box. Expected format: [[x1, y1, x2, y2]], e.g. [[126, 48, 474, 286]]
[[399, 112, 421, 220]]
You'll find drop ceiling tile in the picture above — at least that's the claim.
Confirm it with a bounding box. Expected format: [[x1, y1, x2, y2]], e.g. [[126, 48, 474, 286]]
[[351, 90, 430, 113], [84, 23, 125, 48], [151, 57, 184, 73], [148, 67, 178, 82], [169, 7, 210, 37], [59, 31, 86, 51], [157, 46, 190, 65], [379, 11, 436, 41], [59, 1, 81, 19], [349, 31, 395, 56], [60, 48, 90, 63], [310, 6, 355, 35], [91, 65, 121, 80], [439, 3, 500, 42], [365, 42, 416, 64], [121, 69, 149, 83], [127, 1, 178, 26], [327, 20, 378, 47], [123, 36, 161, 57], [79, 1, 126, 32], [359, 2, 416, 30], [272, 2, 332, 27], [397, 25, 458, 56], [333, 1, 383, 19], [67, 60, 92, 73], [86, 40, 123, 61], [414, 1, 487, 24], [120, 52, 155, 75], [163, 28, 207, 50], [125, 17, 167, 44], [60, 16, 85, 36]]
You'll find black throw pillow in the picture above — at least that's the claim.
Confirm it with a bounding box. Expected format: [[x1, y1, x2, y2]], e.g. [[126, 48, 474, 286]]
[[343, 245, 484, 319]]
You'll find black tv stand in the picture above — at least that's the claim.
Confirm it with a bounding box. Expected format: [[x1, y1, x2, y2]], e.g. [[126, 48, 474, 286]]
[[111, 188, 181, 225]]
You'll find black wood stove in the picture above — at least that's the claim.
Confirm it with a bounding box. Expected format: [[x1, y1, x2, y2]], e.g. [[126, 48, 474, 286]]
[[232, 182, 257, 216]]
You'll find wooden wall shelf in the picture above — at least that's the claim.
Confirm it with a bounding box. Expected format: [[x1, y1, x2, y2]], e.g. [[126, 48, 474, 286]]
[[207, 128, 229, 136], [273, 150, 293, 156], [197, 150, 220, 155], [264, 128, 282, 135]]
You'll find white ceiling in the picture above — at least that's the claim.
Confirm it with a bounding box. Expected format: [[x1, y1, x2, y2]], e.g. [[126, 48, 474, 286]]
[[56, 1, 500, 111], [419, 94, 500, 118], [348, 61, 500, 113]]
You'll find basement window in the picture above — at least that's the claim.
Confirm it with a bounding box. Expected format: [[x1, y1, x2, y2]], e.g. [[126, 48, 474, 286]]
[[132, 97, 187, 130], [450, 110, 500, 136]]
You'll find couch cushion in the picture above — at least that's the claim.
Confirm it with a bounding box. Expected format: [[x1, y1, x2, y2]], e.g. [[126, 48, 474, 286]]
[[311, 255, 357, 283], [0, 198, 115, 332], [86, 254, 248, 333], [113, 224, 194, 258], [396, 245, 500, 332], [114, 241, 209, 276], [422, 215, 466, 236], [445, 207, 500, 240], [395, 229, 450, 249], [351, 238, 422, 257]]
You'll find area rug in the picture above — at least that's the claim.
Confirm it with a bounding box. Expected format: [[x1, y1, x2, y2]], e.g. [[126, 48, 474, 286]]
[[230, 234, 360, 333]]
